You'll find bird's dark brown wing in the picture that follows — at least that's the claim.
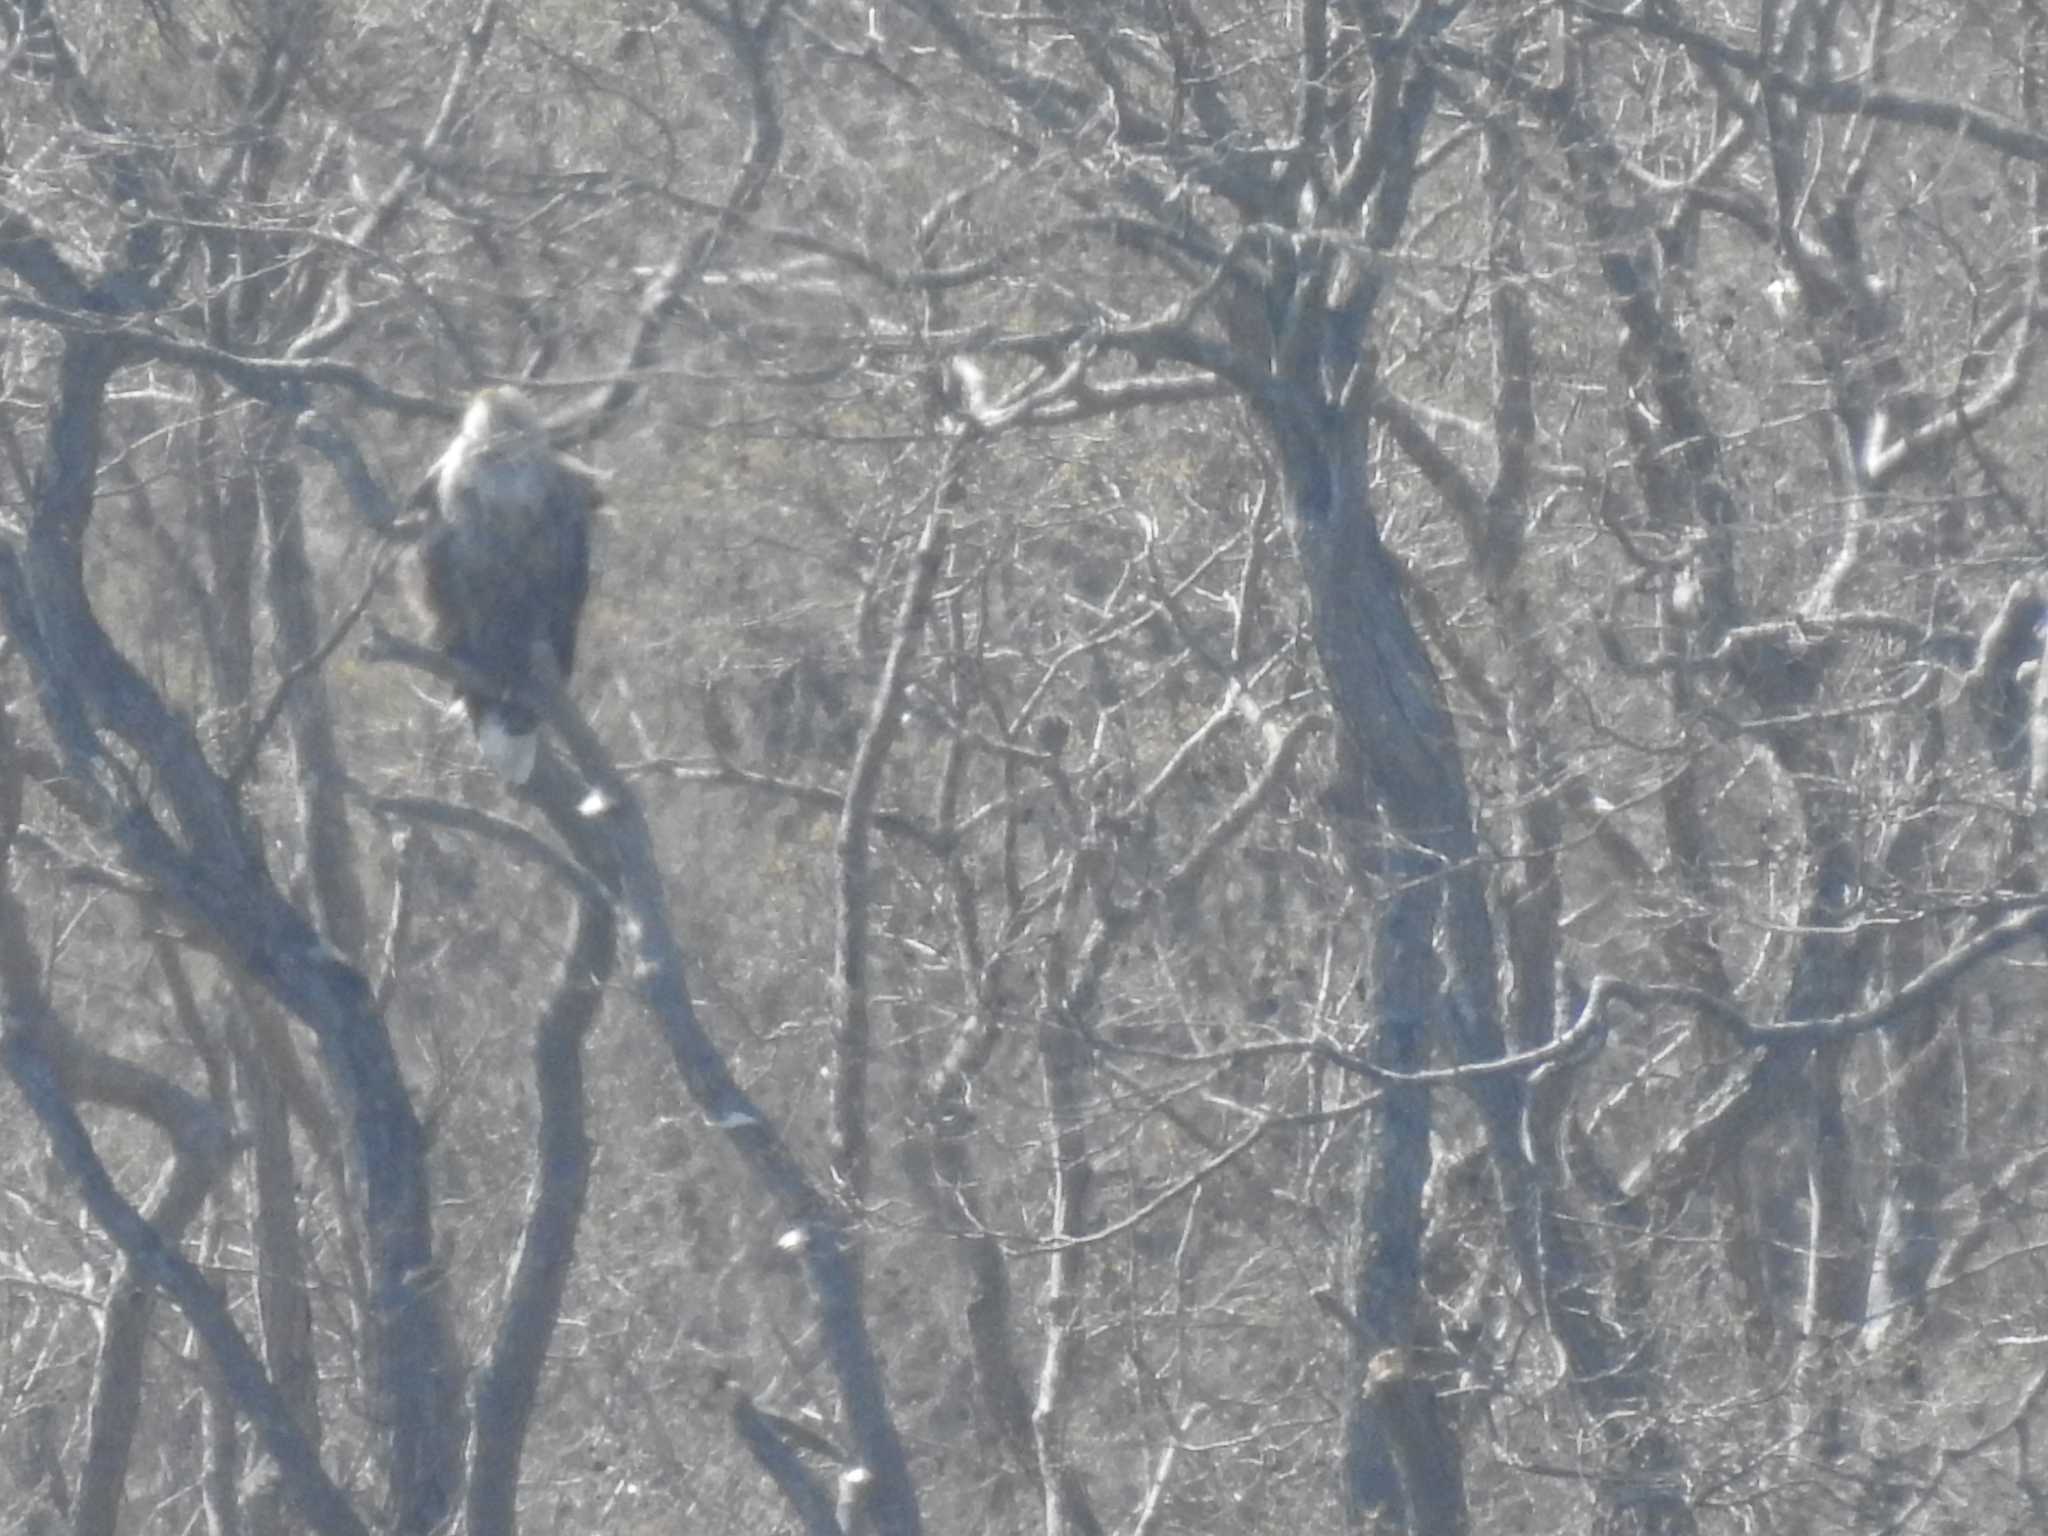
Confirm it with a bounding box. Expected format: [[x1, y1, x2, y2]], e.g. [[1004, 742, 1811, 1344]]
[[542, 470, 595, 680], [417, 523, 470, 657]]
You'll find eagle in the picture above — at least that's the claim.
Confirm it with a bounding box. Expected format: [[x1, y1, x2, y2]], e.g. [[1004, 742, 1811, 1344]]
[[412, 386, 601, 784]]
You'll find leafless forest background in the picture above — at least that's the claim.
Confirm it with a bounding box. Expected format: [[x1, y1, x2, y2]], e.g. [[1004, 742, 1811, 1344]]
[[7, 1, 2048, 1533]]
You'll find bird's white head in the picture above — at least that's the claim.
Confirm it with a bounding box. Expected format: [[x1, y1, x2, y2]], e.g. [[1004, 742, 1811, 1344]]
[[462, 385, 545, 448]]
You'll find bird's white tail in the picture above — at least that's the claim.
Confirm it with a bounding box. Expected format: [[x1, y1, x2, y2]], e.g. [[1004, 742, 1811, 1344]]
[[475, 710, 539, 785]]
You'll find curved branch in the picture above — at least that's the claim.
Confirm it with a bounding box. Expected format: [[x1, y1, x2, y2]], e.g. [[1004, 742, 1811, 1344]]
[[504, 656, 926, 1536], [463, 873, 616, 1536]]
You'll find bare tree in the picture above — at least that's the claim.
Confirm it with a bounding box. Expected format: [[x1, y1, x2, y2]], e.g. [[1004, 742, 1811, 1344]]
[[11, 2, 2048, 1535]]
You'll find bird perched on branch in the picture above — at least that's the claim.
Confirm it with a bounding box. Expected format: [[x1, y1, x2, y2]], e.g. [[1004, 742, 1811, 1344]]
[[411, 386, 602, 784]]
